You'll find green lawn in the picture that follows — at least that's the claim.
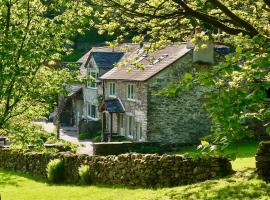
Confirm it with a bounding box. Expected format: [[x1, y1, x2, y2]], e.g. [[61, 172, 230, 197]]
[[1, 141, 269, 200], [176, 141, 259, 170]]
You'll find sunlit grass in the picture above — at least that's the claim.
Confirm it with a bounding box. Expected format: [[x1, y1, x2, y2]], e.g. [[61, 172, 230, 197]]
[[0, 141, 265, 200], [176, 141, 260, 170]]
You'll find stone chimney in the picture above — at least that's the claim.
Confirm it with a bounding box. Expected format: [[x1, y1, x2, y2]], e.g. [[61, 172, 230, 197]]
[[189, 27, 214, 64]]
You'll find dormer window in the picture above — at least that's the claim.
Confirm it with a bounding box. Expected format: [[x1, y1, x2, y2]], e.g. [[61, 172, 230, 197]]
[[127, 84, 135, 100], [109, 82, 116, 97], [87, 68, 98, 89]]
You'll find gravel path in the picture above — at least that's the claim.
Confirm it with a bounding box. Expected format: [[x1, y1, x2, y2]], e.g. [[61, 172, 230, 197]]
[[34, 121, 93, 155]]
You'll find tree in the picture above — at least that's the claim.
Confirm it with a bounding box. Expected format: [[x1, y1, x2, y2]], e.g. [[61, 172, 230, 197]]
[[92, 0, 270, 143], [0, 0, 92, 130]]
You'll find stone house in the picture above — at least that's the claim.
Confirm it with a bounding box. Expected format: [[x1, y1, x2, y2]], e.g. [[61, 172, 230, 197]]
[[76, 47, 126, 135], [99, 43, 227, 145]]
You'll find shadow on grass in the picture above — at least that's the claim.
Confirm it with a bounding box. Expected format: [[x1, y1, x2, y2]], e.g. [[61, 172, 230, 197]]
[[162, 169, 270, 200], [0, 170, 22, 186], [0, 169, 47, 186]]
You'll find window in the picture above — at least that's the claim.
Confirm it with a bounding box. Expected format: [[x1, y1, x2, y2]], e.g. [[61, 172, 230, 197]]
[[109, 82, 116, 97], [136, 123, 143, 140], [87, 68, 98, 89], [127, 84, 135, 100], [88, 103, 97, 119], [127, 115, 134, 137]]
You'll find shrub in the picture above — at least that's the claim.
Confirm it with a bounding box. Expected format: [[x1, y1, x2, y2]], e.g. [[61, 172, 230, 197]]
[[111, 136, 130, 142], [133, 146, 162, 154], [78, 165, 92, 184], [46, 159, 65, 183], [92, 135, 102, 142], [78, 132, 91, 140]]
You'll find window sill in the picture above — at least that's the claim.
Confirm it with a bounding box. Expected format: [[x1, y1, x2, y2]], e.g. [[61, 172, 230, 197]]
[[126, 134, 133, 139], [86, 86, 97, 90], [109, 95, 117, 98], [87, 116, 99, 121], [127, 98, 136, 102]]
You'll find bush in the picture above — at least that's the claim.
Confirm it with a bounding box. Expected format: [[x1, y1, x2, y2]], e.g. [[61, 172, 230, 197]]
[[92, 135, 102, 142], [78, 165, 92, 184], [111, 136, 130, 142], [46, 159, 65, 183], [132, 146, 162, 154], [78, 132, 92, 140]]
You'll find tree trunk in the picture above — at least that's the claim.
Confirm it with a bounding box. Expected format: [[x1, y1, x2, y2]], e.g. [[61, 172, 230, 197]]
[[54, 96, 67, 139]]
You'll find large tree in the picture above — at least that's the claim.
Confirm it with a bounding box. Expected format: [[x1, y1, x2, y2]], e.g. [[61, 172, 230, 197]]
[[92, 0, 270, 143], [0, 0, 92, 130]]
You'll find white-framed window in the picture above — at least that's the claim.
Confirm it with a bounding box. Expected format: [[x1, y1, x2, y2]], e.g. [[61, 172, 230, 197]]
[[127, 84, 135, 100], [87, 103, 97, 120], [136, 122, 143, 140], [127, 115, 134, 137], [87, 68, 98, 89], [109, 82, 116, 97]]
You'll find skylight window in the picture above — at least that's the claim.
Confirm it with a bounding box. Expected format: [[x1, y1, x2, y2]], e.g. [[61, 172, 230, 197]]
[[134, 54, 147, 64], [152, 54, 169, 65]]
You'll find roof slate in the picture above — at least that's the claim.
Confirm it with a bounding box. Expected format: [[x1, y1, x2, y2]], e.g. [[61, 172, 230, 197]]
[[104, 98, 125, 113], [92, 52, 124, 69], [100, 44, 191, 81]]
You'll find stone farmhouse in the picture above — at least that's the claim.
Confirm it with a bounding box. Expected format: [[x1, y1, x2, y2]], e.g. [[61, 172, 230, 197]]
[[61, 41, 230, 145], [99, 43, 217, 145]]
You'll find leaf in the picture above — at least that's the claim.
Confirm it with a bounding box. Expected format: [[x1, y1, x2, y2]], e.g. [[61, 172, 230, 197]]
[[184, 73, 193, 81], [201, 140, 209, 146], [235, 46, 243, 54]]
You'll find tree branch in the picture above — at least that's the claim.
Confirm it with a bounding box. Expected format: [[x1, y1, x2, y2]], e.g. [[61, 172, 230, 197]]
[[206, 0, 259, 36], [172, 0, 252, 36]]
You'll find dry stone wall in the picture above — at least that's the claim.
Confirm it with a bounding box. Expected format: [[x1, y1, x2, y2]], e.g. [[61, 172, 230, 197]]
[[256, 141, 270, 181], [0, 148, 232, 187]]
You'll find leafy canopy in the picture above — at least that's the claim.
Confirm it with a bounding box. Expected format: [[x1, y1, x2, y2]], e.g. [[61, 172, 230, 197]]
[[0, 0, 92, 145], [92, 0, 270, 143]]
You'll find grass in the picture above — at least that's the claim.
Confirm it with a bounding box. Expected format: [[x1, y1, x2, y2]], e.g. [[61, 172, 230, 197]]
[[1, 141, 268, 200], [176, 140, 259, 170]]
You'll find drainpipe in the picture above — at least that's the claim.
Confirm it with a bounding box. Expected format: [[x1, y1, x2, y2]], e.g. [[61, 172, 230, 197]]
[[101, 80, 105, 142]]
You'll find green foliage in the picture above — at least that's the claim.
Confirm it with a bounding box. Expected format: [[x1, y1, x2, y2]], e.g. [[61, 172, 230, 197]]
[[111, 136, 130, 142], [46, 159, 65, 183], [78, 165, 92, 185], [78, 132, 92, 140], [91, 0, 270, 147], [78, 132, 102, 142], [0, 0, 92, 133], [92, 135, 102, 142], [129, 146, 162, 154]]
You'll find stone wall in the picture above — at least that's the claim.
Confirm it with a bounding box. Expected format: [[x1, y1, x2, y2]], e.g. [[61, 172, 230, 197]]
[[256, 141, 270, 181], [0, 148, 232, 187], [147, 53, 211, 145]]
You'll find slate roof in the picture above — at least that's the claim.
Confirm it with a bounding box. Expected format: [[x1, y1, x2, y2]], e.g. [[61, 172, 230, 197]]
[[76, 44, 140, 77], [104, 98, 125, 113], [92, 52, 124, 69], [214, 45, 234, 55], [100, 44, 191, 81], [67, 85, 83, 97], [76, 51, 91, 66]]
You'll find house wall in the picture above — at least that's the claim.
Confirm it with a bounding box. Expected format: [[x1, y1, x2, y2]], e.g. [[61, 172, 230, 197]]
[[80, 58, 109, 134], [147, 52, 211, 145], [102, 80, 148, 141]]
